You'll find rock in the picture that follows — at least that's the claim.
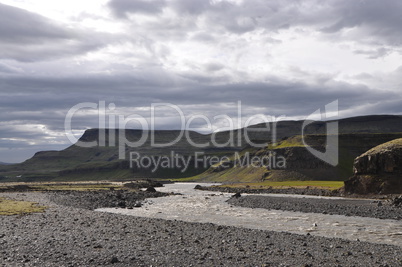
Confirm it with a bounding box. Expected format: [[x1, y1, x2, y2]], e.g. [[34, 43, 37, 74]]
[[389, 195, 402, 207], [344, 138, 402, 194], [232, 192, 241, 198], [117, 201, 126, 208], [110, 256, 119, 264], [194, 185, 203, 190], [146, 187, 156, 192]]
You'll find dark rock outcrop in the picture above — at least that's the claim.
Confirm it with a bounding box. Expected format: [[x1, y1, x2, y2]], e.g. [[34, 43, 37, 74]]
[[344, 138, 402, 194]]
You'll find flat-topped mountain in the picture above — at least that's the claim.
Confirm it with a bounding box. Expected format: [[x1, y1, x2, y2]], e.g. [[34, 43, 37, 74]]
[[1, 115, 402, 182]]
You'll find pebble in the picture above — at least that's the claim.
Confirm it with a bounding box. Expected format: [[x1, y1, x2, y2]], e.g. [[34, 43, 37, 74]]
[[0, 191, 400, 266]]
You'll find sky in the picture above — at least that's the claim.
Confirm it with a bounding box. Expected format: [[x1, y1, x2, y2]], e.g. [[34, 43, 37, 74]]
[[1, 0, 402, 163]]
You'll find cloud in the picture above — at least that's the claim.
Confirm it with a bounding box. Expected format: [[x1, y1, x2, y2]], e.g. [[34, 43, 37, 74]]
[[0, 3, 70, 44], [0, 67, 398, 127], [0, 3, 109, 62], [353, 47, 392, 59], [1, 65, 401, 162], [124, 0, 402, 47], [172, 0, 213, 15], [0, 62, 22, 74], [314, 0, 402, 50], [108, 0, 167, 18]]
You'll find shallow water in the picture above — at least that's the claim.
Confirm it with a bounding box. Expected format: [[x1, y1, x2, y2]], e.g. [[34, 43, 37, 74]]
[[97, 183, 402, 247]]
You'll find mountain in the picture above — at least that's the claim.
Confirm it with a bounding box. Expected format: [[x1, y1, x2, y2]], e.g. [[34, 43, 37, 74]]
[[1, 115, 402, 182]]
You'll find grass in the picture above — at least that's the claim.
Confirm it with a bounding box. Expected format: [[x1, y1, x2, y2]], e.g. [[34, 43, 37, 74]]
[[32, 184, 122, 191], [268, 135, 306, 149], [217, 180, 344, 190], [0, 197, 47, 216], [0, 181, 125, 192], [172, 177, 344, 190], [170, 177, 198, 182], [183, 166, 269, 183]]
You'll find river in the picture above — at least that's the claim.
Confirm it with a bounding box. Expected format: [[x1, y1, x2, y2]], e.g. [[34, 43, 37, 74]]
[[96, 183, 402, 247]]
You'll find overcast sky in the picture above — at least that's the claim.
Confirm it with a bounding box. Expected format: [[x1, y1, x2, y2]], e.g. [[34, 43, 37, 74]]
[[1, 0, 402, 163]]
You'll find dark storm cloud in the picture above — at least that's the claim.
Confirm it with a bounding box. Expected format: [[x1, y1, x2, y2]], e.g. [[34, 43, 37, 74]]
[[318, 0, 402, 34], [148, 0, 402, 46], [108, 0, 167, 18], [1, 69, 398, 127], [0, 3, 70, 43], [0, 3, 109, 62], [105, 0, 402, 48]]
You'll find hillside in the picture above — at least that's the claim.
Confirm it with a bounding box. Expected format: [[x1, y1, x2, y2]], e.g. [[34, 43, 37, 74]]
[[1, 115, 402, 182], [194, 133, 402, 182]]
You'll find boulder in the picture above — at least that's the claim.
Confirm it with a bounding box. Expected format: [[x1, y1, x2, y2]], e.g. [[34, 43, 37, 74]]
[[344, 138, 402, 194], [145, 186, 156, 192], [194, 185, 203, 190], [232, 192, 241, 198]]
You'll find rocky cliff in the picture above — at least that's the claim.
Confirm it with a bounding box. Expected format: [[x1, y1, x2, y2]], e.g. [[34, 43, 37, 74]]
[[344, 139, 402, 194]]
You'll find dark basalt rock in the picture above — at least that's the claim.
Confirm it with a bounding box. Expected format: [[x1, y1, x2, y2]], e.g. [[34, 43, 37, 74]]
[[344, 138, 402, 194], [194, 185, 203, 190], [232, 192, 241, 198], [110, 256, 119, 264], [145, 186, 156, 192]]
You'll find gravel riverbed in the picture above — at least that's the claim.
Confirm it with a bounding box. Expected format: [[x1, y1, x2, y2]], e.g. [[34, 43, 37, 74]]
[[0, 191, 401, 266], [227, 195, 402, 220]]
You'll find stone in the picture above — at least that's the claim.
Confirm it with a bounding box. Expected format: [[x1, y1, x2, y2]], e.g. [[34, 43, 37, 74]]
[[232, 192, 241, 198], [146, 187, 156, 192], [110, 256, 119, 264], [389, 195, 402, 207]]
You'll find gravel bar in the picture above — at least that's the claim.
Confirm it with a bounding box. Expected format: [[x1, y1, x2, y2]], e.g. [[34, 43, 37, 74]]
[[0, 192, 401, 266], [227, 195, 402, 220]]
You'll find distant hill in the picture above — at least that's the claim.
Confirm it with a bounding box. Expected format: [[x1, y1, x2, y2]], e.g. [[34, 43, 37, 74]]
[[1, 115, 402, 182]]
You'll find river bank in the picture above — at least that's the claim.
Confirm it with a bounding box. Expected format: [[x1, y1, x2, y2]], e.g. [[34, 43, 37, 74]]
[[227, 194, 402, 220], [0, 191, 401, 266]]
